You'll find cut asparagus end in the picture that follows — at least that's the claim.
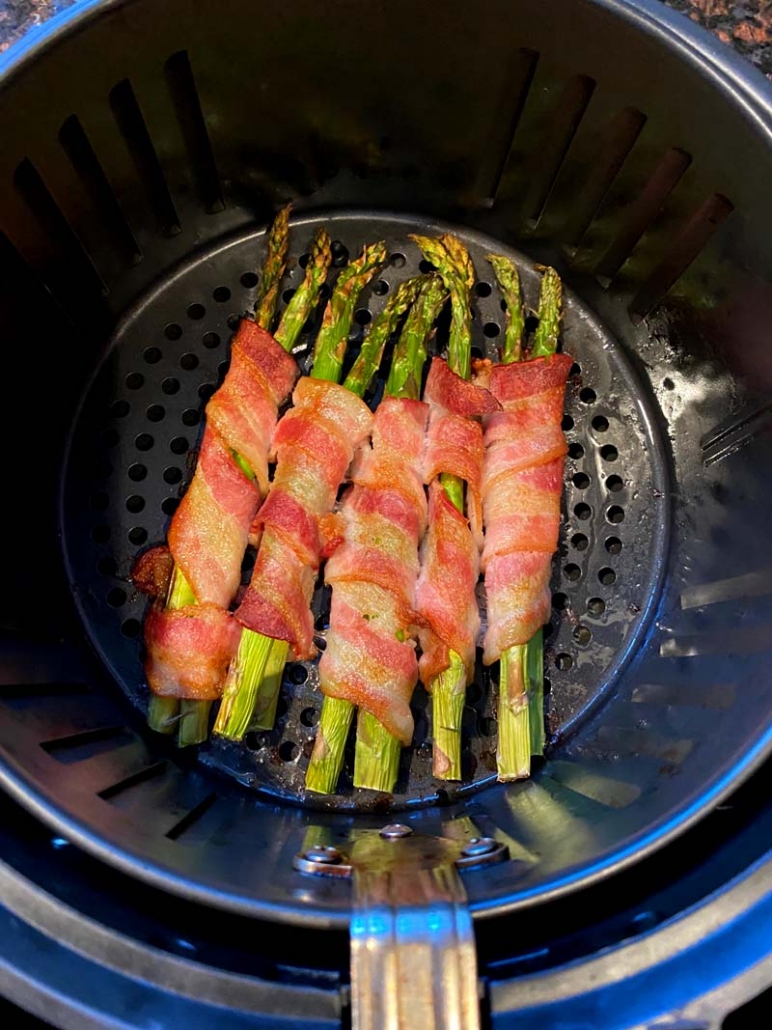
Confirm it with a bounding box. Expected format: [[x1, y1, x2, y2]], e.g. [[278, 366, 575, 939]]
[[310, 240, 388, 384], [531, 266, 562, 358], [178, 700, 212, 748], [526, 629, 545, 756], [147, 695, 179, 735], [431, 650, 467, 780], [353, 710, 401, 793], [305, 697, 355, 794], [497, 644, 531, 781], [213, 629, 274, 740], [254, 203, 292, 331], [252, 639, 290, 731], [487, 254, 525, 364], [146, 565, 193, 736]]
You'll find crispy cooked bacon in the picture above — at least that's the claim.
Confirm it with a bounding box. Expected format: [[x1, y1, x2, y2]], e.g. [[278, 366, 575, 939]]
[[144, 602, 241, 700], [168, 427, 260, 609], [424, 357, 500, 418], [415, 360, 497, 685], [415, 481, 480, 684], [235, 379, 373, 659], [235, 530, 317, 657], [166, 322, 298, 609], [319, 398, 428, 744], [132, 545, 174, 601], [481, 353, 572, 664], [144, 319, 299, 699]]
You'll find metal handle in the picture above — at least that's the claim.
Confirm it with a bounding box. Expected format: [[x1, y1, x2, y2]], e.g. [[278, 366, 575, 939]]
[[294, 825, 507, 1030], [352, 857, 479, 1030]]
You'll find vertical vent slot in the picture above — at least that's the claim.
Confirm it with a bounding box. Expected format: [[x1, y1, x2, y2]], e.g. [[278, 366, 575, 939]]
[[630, 193, 734, 318], [164, 50, 224, 213], [484, 48, 540, 203], [59, 115, 142, 265], [97, 760, 168, 800], [165, 792, 218, 841], [595, 147, 692, 285], [109, 78, 181, 236], [564, 107, 647, 251], [13, 158, 107, 302], [520, 74, 596, 228]]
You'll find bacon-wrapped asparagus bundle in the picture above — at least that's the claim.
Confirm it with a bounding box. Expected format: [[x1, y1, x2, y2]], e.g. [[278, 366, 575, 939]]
[[409, 235, 499, 782], [480, 261, 570, 779], [142, 212, 332, 745], [306, 275, 447, 795], [215, 268, 422, 741]]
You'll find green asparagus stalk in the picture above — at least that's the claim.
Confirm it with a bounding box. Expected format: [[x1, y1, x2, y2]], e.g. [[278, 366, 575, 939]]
[[175, 226, 329, 746], [409, 234, 477, 780], [146, 567, 196, 734], [310, 241, 389, 383], [147, 207, 293, 742], [526, 627, 545, 756], [351, 275, 448, 793], [254, 203, 292, 330], [493, 261, 562, 780], [341, 276, 424, 396], [410, 234, 472, 381], [384, 273, 447, 400], [531, 266, 562, 358], [214, 241, 387, 742], [487, 255, 525, 363], [274, 228, 334, 353], [305, 275, 433, 795]]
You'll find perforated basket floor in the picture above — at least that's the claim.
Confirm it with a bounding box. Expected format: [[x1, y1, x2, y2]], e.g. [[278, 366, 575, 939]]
[[61, 211, 668, 810]]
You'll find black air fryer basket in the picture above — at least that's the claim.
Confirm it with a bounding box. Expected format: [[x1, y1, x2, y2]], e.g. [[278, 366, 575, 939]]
[[1, 0, 772, 1025]]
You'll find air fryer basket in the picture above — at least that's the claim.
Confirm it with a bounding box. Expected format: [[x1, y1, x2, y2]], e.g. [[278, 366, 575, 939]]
[[0, 0, 771, 930]]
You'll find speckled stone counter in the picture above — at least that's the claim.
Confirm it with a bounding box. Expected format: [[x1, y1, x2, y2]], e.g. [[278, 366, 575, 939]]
[[0, 0, 77, 54], [2, 0, 771, 74]]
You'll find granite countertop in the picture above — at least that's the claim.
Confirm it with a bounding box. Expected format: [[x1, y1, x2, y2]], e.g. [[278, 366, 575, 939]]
[[1, 0, 772, 73]]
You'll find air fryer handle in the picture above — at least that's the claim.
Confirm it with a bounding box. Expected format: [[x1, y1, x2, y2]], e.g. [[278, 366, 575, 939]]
[[295, 826, 508, 1029], [352, 855, 480, 1029]]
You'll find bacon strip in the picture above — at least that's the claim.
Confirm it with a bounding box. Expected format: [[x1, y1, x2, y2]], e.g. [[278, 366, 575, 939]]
[[166, 322, 298, 607], [142, 319, 299, 700], [415, 360, 498, 685], [235, 379, 373, 660], [144, 603, 241, 700], [481, 353, 572, 665], [319, 398, 429, 745], [416, 481, 481, 685]]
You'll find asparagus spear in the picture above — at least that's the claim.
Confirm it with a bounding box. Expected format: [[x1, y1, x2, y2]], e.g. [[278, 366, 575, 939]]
[[305, 275, 432, 795], [352, 275, 448, 793], [176, 225, 332, 748], [254, 203, 292, 331], [491, 260, 562, 780], [487, 255, 525, 363], [409, 234, 476, 781], [147, 206, 293, 741], [213, 242, 390, 742]]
